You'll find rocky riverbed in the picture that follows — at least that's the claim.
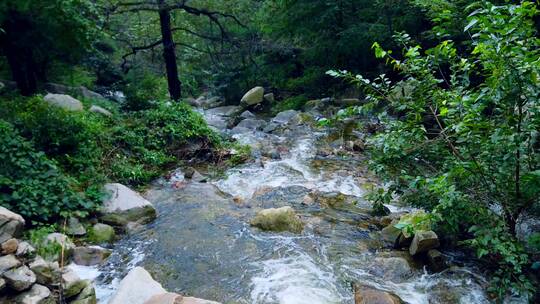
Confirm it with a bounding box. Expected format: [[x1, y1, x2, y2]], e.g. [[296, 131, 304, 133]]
[[84, 95, 500, 304]]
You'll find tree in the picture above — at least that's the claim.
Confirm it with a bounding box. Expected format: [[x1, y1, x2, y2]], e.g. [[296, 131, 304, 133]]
[[0, 0, 96, 95], [111, 0, 243, 101]]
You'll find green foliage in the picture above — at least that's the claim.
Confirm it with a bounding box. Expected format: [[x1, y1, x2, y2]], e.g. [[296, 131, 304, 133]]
[[272, 95, 308, 114], [394, 210, 434, 238], [0, 120, 96, 222], [366, 187, 391, 216], [28, 225, 61, 260], [123, 71, 169, 111], [330, 1, 540, 298]]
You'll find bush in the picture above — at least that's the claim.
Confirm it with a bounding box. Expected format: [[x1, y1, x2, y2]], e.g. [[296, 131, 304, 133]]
[[329, 1, 539, 298], [122, 71, 169, 111], [272, 95, 308, 114], [0, 120, 96, 223]]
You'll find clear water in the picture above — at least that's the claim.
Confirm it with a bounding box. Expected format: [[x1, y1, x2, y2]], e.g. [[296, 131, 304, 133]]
[[77, 110, 503, 304]]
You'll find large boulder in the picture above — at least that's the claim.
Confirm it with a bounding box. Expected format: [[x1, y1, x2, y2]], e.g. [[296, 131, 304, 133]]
[[102, 183, 157, 225], [409, 231, 440, 256], [250, 206, 304, 233], [16, 241, 36, 258], [241, 87, 264, 105], [0, 254, 22, 273], [354, 284, 403, 304], [370, 257, 413, 283], [14, 283, 52, 304], [0, 206, 25, 243], [88, 223, 115, 244], [72, 246, 111, 266], [109, 267, 167, 304], [62, 270, 87, 298], [3, 265, 36, 291], [79, 86, 105, 100], [29, 256, 60, 286], [43, 93, 84, 111]]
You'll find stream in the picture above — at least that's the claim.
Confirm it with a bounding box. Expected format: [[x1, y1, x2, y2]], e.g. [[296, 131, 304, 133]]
[[76, 106, 497, 303]]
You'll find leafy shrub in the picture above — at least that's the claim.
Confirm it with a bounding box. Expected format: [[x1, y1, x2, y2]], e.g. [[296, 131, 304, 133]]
[[0, 120, 96, 223], [123, 71, 169, 111], [329, 1, 539, 298]]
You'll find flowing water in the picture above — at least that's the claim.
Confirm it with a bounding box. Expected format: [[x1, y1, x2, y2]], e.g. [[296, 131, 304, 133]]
[[80, 107, 500, 304]]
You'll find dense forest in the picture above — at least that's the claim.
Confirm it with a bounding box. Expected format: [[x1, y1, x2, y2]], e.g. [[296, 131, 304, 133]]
[[0, 0, 539, 303]]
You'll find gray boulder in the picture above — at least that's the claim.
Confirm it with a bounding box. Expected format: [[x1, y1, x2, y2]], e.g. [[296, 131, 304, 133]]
[[4, 265, 36, 291], [70, 282, 97, 304], [370, 257, 413, 283], [88, 223, 115, 244], [79, 86, 105, 100], [89, 105, 112, 117], [109, 267, 167, 304], [66, 217, 86, 236], [43, 93, 84, 111], [0, 254, 22, 273], [14, 283, 52, 304], [29, 256, 60, 286], [250, 206, 304, 233], [62, 270, 87, 298], [239, 110, 255, 119], [241, 87, 264, 105], [16, 241, 36, 258], [0, 206, 25, 243], [102, 183, 157, 225], [73, 246, 111, 266], [409, 231, 440, 256]]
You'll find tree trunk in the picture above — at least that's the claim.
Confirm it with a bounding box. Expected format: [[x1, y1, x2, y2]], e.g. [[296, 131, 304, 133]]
[[158, 3, 182, 101], [1, 11, 38, 96]]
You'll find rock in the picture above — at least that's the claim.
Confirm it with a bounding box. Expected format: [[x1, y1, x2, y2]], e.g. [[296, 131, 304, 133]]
[[43, 93, 84, 111], [89, 105, 112, 117], [88, 223, 115, 244], [73, 246, 111, 266], [0, 206, 25, 243], [16, 241, 37, 258], [102, 183, 157, 225], [143, 293, 183, 304], [427, 249, 446, 272], [79, 86, 105, 100], [201, 96, 223, 109], [409, 230, 440, 256], [14, 283, 52, 304], [263, 93, 275, 103], [272, 110, 300, 125], [371, 257, 413, 283], [262, 149, 281, 160], [29, 256, 60, 286], [381, 221, 401, 245], [239, 110, 255, 119], [109, 267, 167, 304], [62, 270, 88, 298], [353, 139, 365, 151], [241, 86, 264, 105], [70, 282, 97, 304], [0, 254, 22, 273], [354, 284, 403, 304], [263, 122, 278, 133], [183, 168, 206, 183], [250, 206, 304, 233], [1, 238, 18, 254], [66, 217, 87, 236], [4, 265, 36, 291], [236, 118, 266, 130]]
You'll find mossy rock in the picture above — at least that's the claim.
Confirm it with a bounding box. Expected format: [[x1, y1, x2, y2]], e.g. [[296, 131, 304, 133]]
[[250, 206, 304, 233], [88, 224, 115, 244]]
